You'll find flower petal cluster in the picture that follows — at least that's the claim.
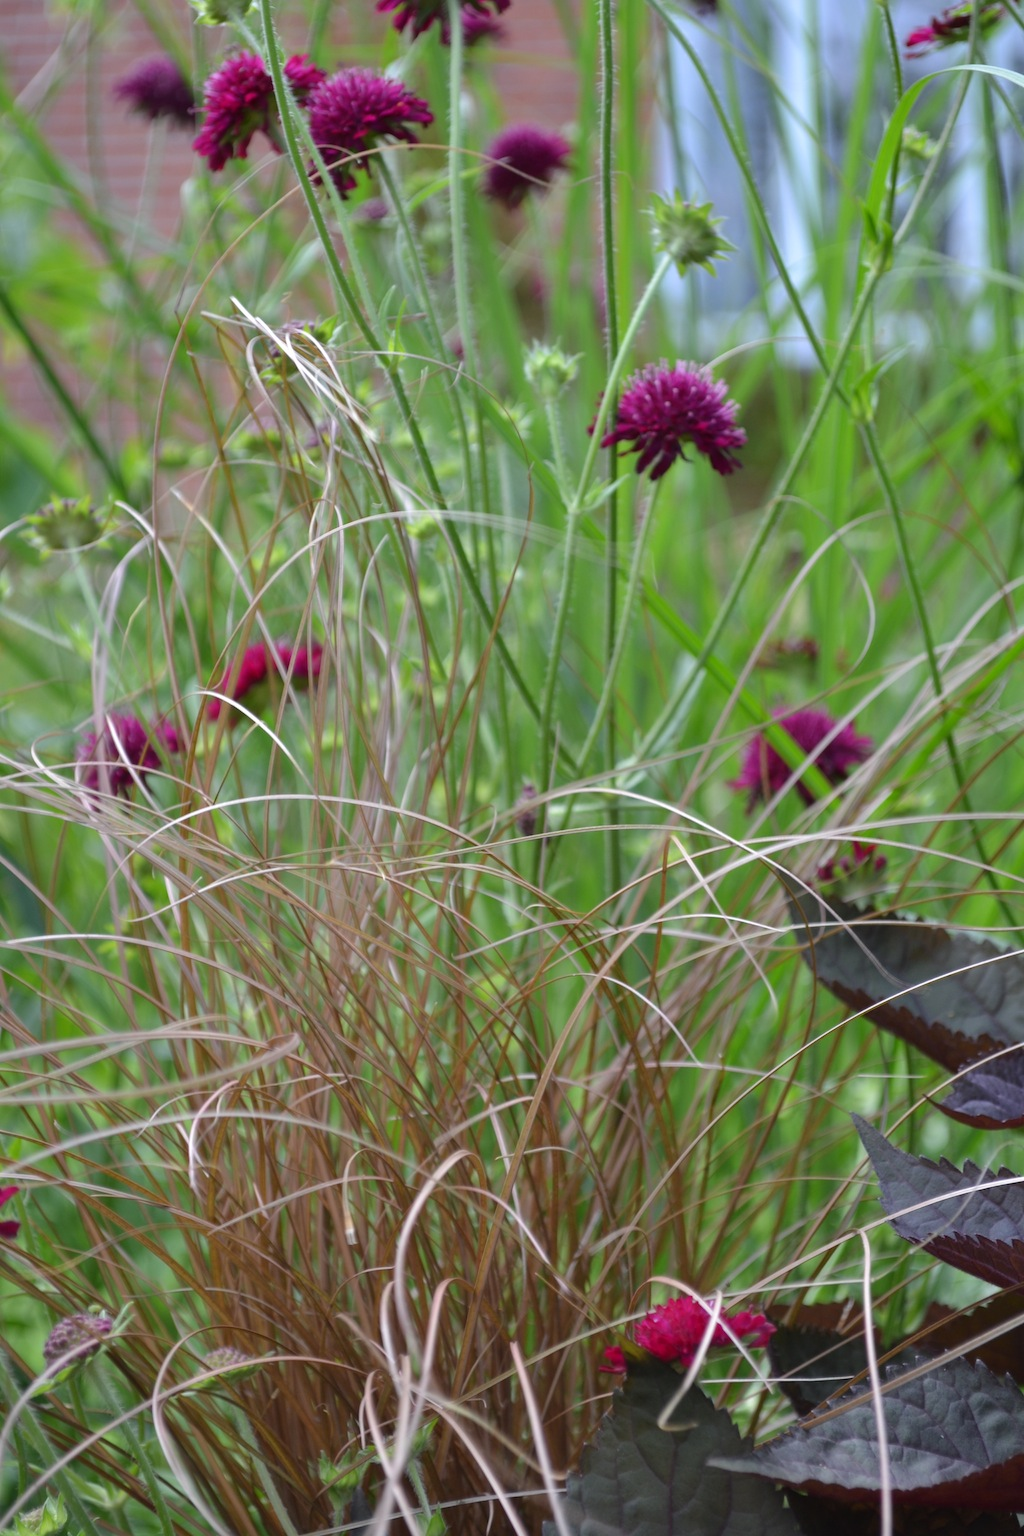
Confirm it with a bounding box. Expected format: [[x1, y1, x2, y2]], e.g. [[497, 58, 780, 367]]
[[377, 0, 510, 40], [601, 1295, 774, 1374], [43, 1313, 113, 1367], [905, 3, 1004, 56], [0, 1186, 20, 1241], [598, 361, 746, 479], [483, 124, 571, 208], [207, 641, 324, 721], [77, 714, 180, 799], [193, 53, 326, 172], [817, 840, 888, 885], [731, 708, 873, 811], [307, 69, 434, 196], [114, 56, 196, 127]]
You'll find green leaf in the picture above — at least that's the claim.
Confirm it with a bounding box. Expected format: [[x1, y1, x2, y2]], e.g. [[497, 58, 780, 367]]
[[714, 1354, 1024, 1511], [544, 1360, 799, 1536]]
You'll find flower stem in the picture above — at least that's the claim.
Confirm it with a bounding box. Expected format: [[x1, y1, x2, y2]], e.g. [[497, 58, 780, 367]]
[[599, 0, 622, 893]]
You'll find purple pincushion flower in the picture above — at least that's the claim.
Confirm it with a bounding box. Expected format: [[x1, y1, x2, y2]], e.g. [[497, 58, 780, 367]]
[[114, 56, 195, 127], [444, 9, 507, 42], [731, 708, 874, 811], [193, 53, 326, 172], [377, 0, 510, 39], [77, 713, 179, 799], [905, 4, 1004, 56], [307, 69, 433, 196], [483, 124, 571, 208], [596, 361, 746, 479], [43, 1313, 113, 1368]]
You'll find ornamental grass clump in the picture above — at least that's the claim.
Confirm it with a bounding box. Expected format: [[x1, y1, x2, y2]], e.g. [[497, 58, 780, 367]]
[[5, 0, 1024, 1533]]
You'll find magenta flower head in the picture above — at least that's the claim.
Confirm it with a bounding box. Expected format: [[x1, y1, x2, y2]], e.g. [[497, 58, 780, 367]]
[[597, 360, 745, 479], [601, 1295, 774, 1375], [377, 0, 510, 40], [207, 640, 324, 720], [0, 1187, 20, 1241], [905, 3, 1004, 56], [483, 124, 571, 209], [77, 713, 178, 799], [307, 69, 434, 196], [193, 53, 326, 172], [114, 56, 195, 127], [444, 9, 507, 42], [731, 707, 873, 811]]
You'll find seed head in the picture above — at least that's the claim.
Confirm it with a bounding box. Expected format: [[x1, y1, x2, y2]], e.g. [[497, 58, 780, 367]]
[[42, 1313, 113, 1368], [650, 192, 735, 275]]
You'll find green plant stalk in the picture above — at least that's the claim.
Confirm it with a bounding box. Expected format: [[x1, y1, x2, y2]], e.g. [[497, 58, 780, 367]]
[[859, 415, 1013, 920], [579, 480, 663, 769], [599, 0, 623, 894], [0, 1351, 99, 1536], [536, 251, 674, 825], [254, 0, 560, 761], [0, 284, 128, 499], [95, 1364, 177, 1536], [636, 253, 886, 763], [0, 84, 170, 340]]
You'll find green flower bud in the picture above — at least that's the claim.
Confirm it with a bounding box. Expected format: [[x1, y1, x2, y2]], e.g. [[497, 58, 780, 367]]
[[650, 193, 735, 275], [524, 340, 580, 400], [189, 0, 254, 23], [901, 125, 938, 162], [12, 1494, 67, 1536], [25, 496, 114, 555]]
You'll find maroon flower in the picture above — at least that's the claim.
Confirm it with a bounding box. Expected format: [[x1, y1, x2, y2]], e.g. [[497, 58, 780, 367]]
[[731, 708, 873, 811], [193, 53, 326, 172], [601, 1295, 774, 1374], [905, 3, 1004, 55], [307, 69, 434, 196], [114, 56, 195, 127], [43, 1313, 113, 1368], [0, 1187, 20, 1241], [597, 361, 745, 479], [817, 840, 887, 885], [77, 713, 178, 799], [377, 0, 510, 39], [207, 641, 324, 720], [483, 124, 571, 208]]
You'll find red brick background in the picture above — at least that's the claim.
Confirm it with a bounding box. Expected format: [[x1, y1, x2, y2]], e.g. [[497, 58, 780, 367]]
[[0, 0, 576, 434]]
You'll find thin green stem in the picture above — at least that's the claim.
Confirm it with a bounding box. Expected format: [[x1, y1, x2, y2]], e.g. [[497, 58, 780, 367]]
[[96, 1364, 177, 1536], [0, 1351, 99, 1536], [599, 0, 623, 893], [254, 0, 557, 757], [536, 252, 674, 823], [0, 284, 128, 498], [638, 255, 887, 762], [580, 481, 663, 769]]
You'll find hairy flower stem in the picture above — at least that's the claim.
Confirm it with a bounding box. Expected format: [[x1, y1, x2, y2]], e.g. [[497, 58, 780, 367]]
[[638, 257, 885, 764], [536, 251, 674, 861], [579, 480, 663, 769], [254, 0, 559, 762], [599, 0, 622, 894]]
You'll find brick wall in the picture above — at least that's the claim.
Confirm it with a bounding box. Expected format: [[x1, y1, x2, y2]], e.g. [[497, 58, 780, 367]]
[[0, 0, 576, 436]]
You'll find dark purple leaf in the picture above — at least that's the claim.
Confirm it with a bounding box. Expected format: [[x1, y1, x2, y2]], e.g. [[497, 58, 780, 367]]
[[855, 1115, 1024, 1288], [937, 1048, 1024, 1129], [918, 1293, 1024, 1385], [787, 889, 1024, 1071], [789, 1493, 1019, 1533], [714, 1353, 1024, 1509], [769, 1321, 871, 1416], [543, 1359, 800, 1536]]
